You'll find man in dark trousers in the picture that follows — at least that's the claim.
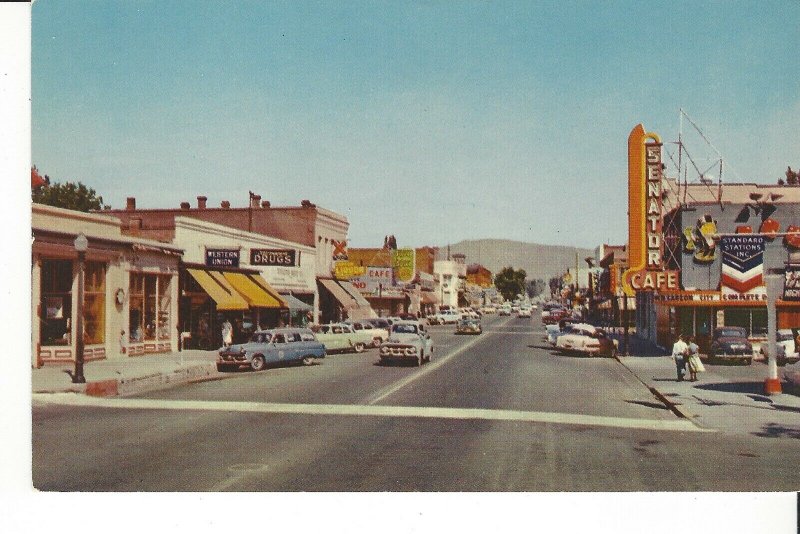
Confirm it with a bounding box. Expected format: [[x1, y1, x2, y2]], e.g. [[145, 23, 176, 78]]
[[671, 334, 689, 382]]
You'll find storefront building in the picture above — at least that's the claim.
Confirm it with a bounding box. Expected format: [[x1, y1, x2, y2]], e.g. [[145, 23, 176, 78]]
[[102, 194, 349, 323], [32, 204, 182, 367], [171, 217, 320, 347], [621, 123, 800, 352], [638, 197, 800, 351]]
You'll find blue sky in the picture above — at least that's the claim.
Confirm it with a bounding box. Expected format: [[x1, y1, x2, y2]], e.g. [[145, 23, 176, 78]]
[[32, 1, 800, 249]]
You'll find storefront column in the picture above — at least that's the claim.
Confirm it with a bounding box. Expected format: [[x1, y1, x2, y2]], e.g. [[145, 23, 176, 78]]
[[31, 258, 42, 368], [170, 272, 179, 352]]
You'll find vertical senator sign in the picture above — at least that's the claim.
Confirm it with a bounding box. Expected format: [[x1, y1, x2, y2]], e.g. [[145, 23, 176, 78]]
[[622, 124, 679, 295]]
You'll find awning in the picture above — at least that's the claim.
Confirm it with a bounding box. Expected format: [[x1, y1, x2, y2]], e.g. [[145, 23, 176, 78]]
[[338, 280, 373, 308], [223, 272, 286, 308], [319, 278, 358, 310], [420, 292, 439, 305], [280, 294, 313, 312], [187, 269, 249, 311]]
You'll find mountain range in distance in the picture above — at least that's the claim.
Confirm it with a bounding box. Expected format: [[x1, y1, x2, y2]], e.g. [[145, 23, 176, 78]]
[[436, 239, 594, 282]]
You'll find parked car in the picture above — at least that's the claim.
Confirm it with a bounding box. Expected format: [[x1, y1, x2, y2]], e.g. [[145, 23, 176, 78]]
[[518, 307, 532, 318], [429, 309, 460, 325], [555, 323, 618, 357], [481, 305, 497, 314], [759, 329, 800, 365], [545, 324, 561, 345], [217, 328, 326, 371], [313, 323, 372, 353], [498, 306, 512, 316], [379, 320, 434, 366], [345, 320, 389, 347], [709, 326, 754, 365], [459, 307, 480, 319], [456, 317, 482, 335], [543, 308, 568, 325], [368, 318, 392, 330]]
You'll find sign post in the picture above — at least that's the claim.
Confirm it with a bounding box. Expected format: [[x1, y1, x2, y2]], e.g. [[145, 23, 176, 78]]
[[764, 273, 782, 395]]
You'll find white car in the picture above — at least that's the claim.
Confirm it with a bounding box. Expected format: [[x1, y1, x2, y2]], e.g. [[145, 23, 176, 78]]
[[517, 307, 532, 318], [379, 321, 434, 366], [481, 305, 497, 314], [759, 329, 800, 365], [555, 323, 618, 357], [545, 324, 561, 345], [345, 320, 389, 347]]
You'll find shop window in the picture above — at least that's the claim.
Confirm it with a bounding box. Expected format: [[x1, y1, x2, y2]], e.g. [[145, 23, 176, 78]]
[[144, 275, 157, 340], [83, 262, 106, 345], [130, 272, 173, 344], [695, 308, 713, 337], [129, 273, 145, 342], [158, 275, 171, 340], [751, 309, 767, 338], [724, 308, 767, 338], [40, 259, 72, 345]]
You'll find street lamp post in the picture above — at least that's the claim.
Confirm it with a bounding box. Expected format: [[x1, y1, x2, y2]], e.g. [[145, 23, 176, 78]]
[[72, 233, 88, 384], [765, 273, 783, 395]]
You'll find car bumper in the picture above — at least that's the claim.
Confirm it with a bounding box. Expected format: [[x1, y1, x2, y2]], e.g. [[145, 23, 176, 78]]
[[218, 353, 249, 363]]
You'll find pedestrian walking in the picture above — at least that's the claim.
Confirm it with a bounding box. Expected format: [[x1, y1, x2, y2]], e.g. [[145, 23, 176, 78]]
[[221, 318, 233, 348], [686, 336, 705, 381], [671, 334, 689, 382]]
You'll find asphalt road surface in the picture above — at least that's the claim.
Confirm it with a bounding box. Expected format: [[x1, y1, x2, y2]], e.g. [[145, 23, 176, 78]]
[[32, 315, 800, 491]]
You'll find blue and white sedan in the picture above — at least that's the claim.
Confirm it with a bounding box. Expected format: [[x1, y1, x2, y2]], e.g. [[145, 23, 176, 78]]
[[217, 328, 326, 371]]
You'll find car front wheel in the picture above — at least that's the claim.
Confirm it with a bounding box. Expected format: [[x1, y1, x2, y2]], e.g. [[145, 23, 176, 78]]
[[302, 355, 316, 366], [353, 342, 365, 353], [250, 355, 266, 371]]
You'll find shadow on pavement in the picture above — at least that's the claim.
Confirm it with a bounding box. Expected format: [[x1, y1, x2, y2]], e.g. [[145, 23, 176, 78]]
[[694, 381, 764, 395], [624, 399, 670, 411], [752, 423, 800, 439]]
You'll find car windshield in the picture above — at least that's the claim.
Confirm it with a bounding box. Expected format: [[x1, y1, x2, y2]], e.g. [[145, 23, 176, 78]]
[[393, 324, 418, 334], [717, 328, 745, 338]]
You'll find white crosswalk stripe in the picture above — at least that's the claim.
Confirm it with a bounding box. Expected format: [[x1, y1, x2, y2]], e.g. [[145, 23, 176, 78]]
[[32, 393, 709, 433]]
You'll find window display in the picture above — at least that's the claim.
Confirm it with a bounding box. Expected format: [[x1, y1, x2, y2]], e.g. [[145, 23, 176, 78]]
[[40, 260, 72, 345], [83, 262, 106, 344], [129, 272, 173, 344]]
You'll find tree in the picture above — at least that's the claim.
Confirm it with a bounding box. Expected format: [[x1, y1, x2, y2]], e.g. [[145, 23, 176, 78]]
[[494, 267, 527, 302], [32, 174, 109, 212], [785, 166, 799, 186], [549, 276, 562, 297], [526, 278, 545, 298]]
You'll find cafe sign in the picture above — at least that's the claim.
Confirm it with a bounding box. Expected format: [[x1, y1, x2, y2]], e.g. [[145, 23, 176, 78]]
[[250, 249, 297, 267], [622, 123, 679, 295], [205, 249, 240, 268]]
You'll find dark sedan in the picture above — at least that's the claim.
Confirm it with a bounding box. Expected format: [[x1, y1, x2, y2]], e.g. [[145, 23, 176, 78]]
[[709, 326, 753, 365]]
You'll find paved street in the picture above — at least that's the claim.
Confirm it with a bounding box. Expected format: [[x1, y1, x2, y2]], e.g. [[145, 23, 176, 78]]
[[32, 315, 800, 491]]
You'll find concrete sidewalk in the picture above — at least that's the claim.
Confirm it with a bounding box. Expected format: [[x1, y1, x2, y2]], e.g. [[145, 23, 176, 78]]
[[618, 355, 800, 437], [32, 350, 223, 397]]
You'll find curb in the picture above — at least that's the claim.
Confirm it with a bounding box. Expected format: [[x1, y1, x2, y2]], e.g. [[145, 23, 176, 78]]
[[33, 362, 224, 398], [614, 355, 704, 427]]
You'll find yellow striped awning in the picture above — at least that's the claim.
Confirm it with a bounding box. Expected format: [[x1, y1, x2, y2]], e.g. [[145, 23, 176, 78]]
[[223, 272, 287, 309], [186, 269, 249, 311]]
